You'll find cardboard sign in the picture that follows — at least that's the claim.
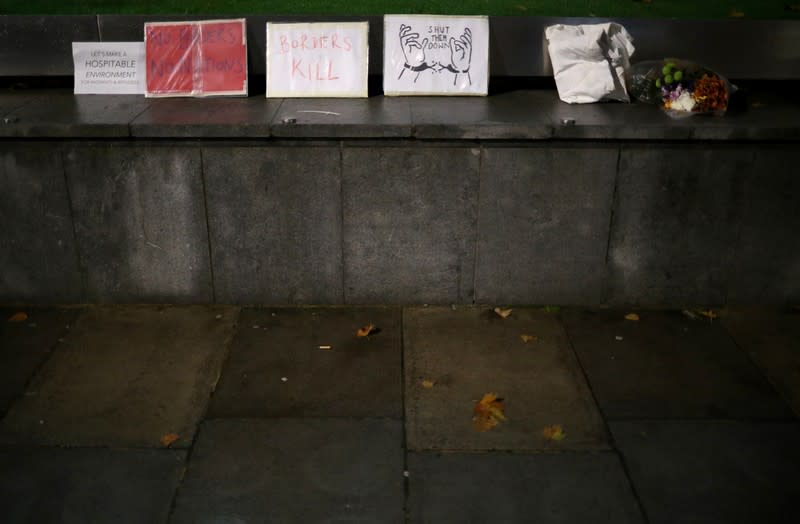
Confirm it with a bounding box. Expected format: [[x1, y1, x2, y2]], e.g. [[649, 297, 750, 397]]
[[266, 22, 368, 98], [383, 15, 489, 96], [73, 42, 145, 94], [145, 19, 248, 97]]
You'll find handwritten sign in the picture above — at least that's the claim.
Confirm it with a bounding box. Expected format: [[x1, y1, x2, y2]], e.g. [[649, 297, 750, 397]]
[[266, 22, 368, 98], [73, 42, 145, 94], [383, 15, 489, 96], [145, 19, 248, 97]]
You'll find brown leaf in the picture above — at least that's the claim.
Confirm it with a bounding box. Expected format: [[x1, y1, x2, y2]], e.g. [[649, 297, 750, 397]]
[[624, 313, 640, 321], [421, 379, 436, 388], [543, 424, 566, 441], [472, 392, 507, 432], [160, 433, 180, 447], [698, 309, 718, 320], [356, 324, 376, 337], [494, 307, 512, 318], [729, 9, 745, 18], [520, 334, 538, 344], [8, 312, 28, 323]]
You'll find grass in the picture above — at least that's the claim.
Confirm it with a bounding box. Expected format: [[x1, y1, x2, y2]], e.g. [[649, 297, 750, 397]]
[[1, 1, 798, 19]]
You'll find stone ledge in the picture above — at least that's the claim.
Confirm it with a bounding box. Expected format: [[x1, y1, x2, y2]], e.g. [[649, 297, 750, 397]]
[[1, 89, 799, 141]]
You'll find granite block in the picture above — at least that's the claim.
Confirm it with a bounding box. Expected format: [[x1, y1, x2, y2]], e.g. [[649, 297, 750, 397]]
[[64, 145, 212, 303]]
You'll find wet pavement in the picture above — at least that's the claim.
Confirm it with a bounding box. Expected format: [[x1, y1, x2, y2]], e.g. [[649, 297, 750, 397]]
[[0, 305, 798, 523]]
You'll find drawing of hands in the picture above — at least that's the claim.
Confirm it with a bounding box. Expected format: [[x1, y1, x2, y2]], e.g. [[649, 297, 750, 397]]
[[399, 24, 429, 70], [449, 27, 472, 73]]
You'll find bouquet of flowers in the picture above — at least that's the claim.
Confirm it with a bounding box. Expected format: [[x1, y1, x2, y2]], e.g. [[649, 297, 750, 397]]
[[625, 59, 733, 117]]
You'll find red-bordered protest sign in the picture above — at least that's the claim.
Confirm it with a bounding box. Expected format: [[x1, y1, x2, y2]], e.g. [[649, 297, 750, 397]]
[[145, 19, 248, 97]]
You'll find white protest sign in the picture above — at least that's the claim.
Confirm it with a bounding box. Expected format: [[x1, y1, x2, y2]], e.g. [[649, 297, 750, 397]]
[[383, 15, 489, 96], [73, 42, 145, 94], [266, 22, 369, 98]]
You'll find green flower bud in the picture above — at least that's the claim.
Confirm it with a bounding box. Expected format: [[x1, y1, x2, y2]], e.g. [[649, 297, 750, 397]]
[[664, 74, 674, 85], [674, 70, 683, 81]]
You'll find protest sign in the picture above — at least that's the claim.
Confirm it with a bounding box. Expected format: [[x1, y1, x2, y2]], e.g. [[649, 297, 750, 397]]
[[73, 42, 145, 94], [266, 22, 368, 98], [145, 19, 248, 97], [383, 15, 489, 96]]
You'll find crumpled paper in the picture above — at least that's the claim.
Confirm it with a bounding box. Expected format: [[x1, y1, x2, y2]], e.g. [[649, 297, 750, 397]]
[[545, 23, 635, 104]]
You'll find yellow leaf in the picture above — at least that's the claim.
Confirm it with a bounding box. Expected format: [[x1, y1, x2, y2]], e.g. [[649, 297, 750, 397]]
[[543, 425, 566, 441], [421, 379, 436, 388], [494, 307, 512, 318], [356, 324, 376, 337], [8, 312, 28, 323], [698, 309, 718, 320], [520, 334, 538, 343], [160, 433, 180, 447], [624, 313, 640, 321], [472, 392, 507, 432], [729, 9, 745, 18]]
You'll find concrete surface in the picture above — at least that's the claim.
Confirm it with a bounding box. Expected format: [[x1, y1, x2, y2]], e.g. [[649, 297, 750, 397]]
[[562, 309, 792, 419], [0, 308, 77, 415], [203, 146, 344, 304], [607, 145, 754, 305], [0, 305, 798, 523], [208, 307, 402, 418], [0, 146, 82, 303], [476, 145, 617, 304], [2, 90, 800, 305], [342, 146, 479, 304], [404, 306, 608, 451], [611, 420, 800, 524], [64, 145, 213, 303], [0, 306, 238, 447], [0, 447, 185, 524], [169, 418, 404, 524], [408, 451, 644, 523], [722, 307, 800, 417]]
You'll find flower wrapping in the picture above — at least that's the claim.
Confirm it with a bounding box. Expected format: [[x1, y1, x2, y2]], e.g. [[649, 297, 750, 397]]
[[625, 59, 734, 117]]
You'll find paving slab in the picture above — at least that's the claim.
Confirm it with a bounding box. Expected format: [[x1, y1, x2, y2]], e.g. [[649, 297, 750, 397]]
[[271, 97, 411, 138], [0, 446, 185, 524], [0, 308, 78, 416], [611, 420, 800, 524], [0, 306, 238, 448], [562, 309, 792, 419], [408, 451, 644, 523], [170, 418, 404, 524], [476, 145, 617, 304], [342, 146, 479, 304], [208, 307, 402, 418], [65, 145, 213, 303], [203, 146, 343, 304], [722, 307, 800, 417], [0, 145, 83, 303], [404, 307, 607, 451]]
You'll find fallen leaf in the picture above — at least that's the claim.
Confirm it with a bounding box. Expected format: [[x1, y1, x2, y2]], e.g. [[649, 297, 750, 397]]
[[160, 433, 180, 447], [698, 309, 718, 320], [356, 324, 376, 337], [543, 306, 560, 313], [520, 334, 538, 343], [729, 9, 745, 18], [421, 379, 436, 388], [472, 392, 507, 432], [624, 313, 640, 321], [8, 312, 28, 323], [543, 424, 566, 441], [494, 307, 512, 318]]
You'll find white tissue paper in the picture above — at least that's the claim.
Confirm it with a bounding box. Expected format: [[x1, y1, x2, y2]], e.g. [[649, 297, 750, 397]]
[[545, 23, 635, 104]]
